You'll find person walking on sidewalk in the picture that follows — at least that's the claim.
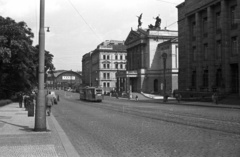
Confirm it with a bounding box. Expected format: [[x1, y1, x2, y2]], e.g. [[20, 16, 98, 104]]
[[46, 91, 54, 116], [17, 92, 23, 108]]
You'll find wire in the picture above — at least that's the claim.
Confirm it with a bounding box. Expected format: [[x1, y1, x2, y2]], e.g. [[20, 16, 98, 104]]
[[66, 0, 102, 42], [156, 0, 179, 5], [166, 21, 178, 28]]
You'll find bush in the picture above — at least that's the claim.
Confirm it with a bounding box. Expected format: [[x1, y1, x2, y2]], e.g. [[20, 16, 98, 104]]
[[0, 100, 12, 107]]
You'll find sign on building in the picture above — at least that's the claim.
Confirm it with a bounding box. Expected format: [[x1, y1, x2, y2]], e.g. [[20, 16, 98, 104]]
[[62, 76, 75, 80]]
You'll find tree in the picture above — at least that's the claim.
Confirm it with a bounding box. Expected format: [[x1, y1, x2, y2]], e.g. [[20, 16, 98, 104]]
[[0, 16, 55, 99]]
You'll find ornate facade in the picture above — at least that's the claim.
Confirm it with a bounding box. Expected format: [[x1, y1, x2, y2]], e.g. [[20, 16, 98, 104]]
[[82, 40, 127, 94], [119, 28, 178, 95]]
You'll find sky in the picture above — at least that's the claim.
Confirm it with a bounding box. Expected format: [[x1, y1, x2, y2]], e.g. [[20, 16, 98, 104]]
[[0, 0, 184, 71]]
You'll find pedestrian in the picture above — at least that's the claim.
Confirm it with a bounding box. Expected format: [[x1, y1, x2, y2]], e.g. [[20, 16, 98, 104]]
[[116, 92, 119, 99], [24, 94, 30, 110], [212, 92, 218, 104], [135, 95, 138, 101], [18, 92, 23, 108], [176, 93, 182, 103], [46, 91, 54, 116]]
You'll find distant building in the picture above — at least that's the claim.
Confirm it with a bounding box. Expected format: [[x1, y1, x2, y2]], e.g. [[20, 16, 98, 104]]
[[82, 40, 127, 95], [82, 53, 92, 87], [177, 0, 240, 96], [46, 70, 82, 90], [120, 28, 178, 95]]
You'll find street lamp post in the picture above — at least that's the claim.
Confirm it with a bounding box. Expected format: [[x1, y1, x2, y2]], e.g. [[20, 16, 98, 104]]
[[162, 53, 167, 102], [70, 69, 72, 89], [34, 0, 46, 131]]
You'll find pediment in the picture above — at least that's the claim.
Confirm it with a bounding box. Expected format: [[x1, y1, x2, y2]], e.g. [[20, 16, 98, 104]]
[[102, 60, 111, 64], [124, 30, 141, 45]]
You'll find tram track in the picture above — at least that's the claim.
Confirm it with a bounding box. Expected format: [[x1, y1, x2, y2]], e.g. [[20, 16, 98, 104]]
[[83, 100, 240, 136]]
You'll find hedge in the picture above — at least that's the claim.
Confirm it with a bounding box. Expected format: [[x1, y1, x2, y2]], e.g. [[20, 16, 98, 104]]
[[0, 100, 12, 107]]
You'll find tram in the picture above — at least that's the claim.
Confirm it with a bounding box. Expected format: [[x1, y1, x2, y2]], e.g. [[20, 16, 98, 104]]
[[80, 86, 103, 102]]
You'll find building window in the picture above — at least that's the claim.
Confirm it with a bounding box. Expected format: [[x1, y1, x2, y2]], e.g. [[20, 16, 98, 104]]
[[203, 17, 208, 37], [103, 73, 106, 79], [231, 36, 238, 55], [103, 82, 106, 87], [103, 64, 106, 69], [103, 55, 106, 60], [216, 12, 221, 32], [231, 6, 237, 24], [107, 64, 110, 69], [120, 64, 123, 69], [115, 55, 118, 60], [115, 64, 118, 69], [216, 69, 222, 87], [107, 73, 110, 79], [107, 55, 110, 60], [231, 6, 238, 29], [191, 22, 196, 40], [120, 55, 123, 60], [216, 40, 222, 59], [192, 46, 197, 61], [203, 70, 208, 87], [203, 44, 208, 60], [107, 82, 110, 87], [176, 46, 178, 68], [191, 71, 197, 88]]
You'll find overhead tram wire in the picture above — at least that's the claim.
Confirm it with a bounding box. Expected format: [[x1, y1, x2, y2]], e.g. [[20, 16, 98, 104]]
[[166, 21, 178, 28], [66, 0, 102, 42], [155, 0, 179, 5]]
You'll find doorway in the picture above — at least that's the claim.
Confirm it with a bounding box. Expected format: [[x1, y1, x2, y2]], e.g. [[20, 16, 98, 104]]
[[130, 78, 138, 92], [231, 64, 239, 93], [154, 79, 158, 93]]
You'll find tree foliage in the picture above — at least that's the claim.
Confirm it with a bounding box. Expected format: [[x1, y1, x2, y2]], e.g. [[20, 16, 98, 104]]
[[0, 16, 55, 99]]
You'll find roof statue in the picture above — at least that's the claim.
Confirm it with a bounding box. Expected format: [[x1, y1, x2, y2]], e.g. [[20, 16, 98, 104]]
[[148, 14, 161, 30], [137, 13, 143, 28]]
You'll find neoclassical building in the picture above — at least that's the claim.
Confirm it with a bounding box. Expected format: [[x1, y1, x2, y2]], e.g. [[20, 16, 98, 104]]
[[177, 0, 240, 96], [82, 40, 127, 94], [117, 28, 178, 95]]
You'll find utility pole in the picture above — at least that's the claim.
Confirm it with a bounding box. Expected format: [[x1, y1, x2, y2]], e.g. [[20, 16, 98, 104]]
[[35, 0, 46, 131]]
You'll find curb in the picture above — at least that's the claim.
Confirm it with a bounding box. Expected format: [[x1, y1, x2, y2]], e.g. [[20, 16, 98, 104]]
[[50, 114, 80, 157]]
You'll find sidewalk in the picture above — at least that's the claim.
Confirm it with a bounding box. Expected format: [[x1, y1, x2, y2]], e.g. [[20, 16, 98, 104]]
[[117, 92, 240, 109], [0, 103, 80, 157]]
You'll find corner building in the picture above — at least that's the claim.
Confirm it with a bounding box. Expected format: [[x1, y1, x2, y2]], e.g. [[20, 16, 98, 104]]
[[82, 40, 127, 95], [177, 0, 240, 96]]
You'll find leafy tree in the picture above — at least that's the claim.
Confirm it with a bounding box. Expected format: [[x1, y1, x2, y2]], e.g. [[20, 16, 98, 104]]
[[0, 16, 55, 99]]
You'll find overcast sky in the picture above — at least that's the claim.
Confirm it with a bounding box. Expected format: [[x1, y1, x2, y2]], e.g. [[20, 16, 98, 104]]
[[0, 0, 184, 71]]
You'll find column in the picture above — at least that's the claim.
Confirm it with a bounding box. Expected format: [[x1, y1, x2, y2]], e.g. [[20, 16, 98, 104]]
[[195, 12, 202, 90], [221, 0, 231, 93], [237, 0, 240, 95], [141, 44, 145, 69], [207, 6, 215, 91]]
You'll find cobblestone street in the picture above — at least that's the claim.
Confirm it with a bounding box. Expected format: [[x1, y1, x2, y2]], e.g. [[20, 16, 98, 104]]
[[52, 91, 240, 157]]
